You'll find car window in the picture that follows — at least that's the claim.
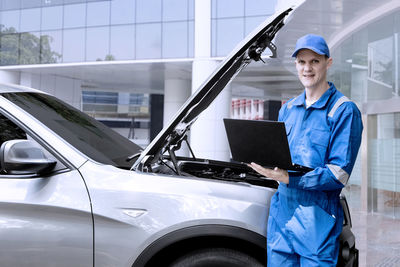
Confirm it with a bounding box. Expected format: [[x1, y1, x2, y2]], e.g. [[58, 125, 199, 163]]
[[0, 112, 66, 174], [3, 92, 143, 169], [0, 113, 27, 145]]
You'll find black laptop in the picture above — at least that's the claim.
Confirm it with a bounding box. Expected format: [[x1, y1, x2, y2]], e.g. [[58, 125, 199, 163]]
[[223, 118, 313, 172]]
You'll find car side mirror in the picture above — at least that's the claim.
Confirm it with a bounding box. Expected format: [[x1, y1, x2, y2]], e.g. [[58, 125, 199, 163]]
[[0, 139, 57, 176]]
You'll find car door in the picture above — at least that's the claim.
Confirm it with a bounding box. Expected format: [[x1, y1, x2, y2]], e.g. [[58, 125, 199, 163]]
[[0, 111, 93, 267]]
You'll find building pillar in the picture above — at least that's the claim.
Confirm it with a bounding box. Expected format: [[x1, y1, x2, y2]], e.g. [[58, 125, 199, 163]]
[[164, 78, 191, 156], [191, 60, 231, 161], [190, 0, 231, 161], [163, 79, 191, 126], [361, 114, 369, 212]]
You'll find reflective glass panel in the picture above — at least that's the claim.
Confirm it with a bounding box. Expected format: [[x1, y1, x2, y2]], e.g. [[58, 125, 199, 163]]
[[111, 0, 135, 25], [245, 16, 265, 35], [370, 113, 400, 218], [0, 33, 19, 65], [349, 29, 368, 104], [63, 28, 85, 62], [136, 0, 161, 23], [41, 0, 64, 6], [1, 0, 21, 10], [87, 1, 110, 27], [216, 0, 244, 18], [40, 30, 62, 63], [86, 26, 110, 61], [396, 12, 400, 99], [188, 21, 194, 57], [0, 10, 20, 32], [188, 0, 194, 20], [245, 0, 276, 16], [162, 22, 187, 58], [163, 0, 187, 21], [20, 8, 41, 32], [64, 0, 86, 3], [136, 23, 161, 59], [83, 91, 118, 104], [19, 32, 40, 64], [21, 0, 41, 9], [41, 6, 63, 31], [211, 0, 216, 18], [367, 15, 394, 101], [216, 18, 244, 56], [110, 25, 135, 60], [211, 19, 217, 56], [64, 4, 86, 29]]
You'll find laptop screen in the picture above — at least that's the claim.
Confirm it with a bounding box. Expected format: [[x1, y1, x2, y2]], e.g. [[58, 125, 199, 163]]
[[223, 118, 294, 170]]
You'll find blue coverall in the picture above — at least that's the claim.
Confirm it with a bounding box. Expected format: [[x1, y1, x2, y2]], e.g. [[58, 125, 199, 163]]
[[267, 82, 363, 266]]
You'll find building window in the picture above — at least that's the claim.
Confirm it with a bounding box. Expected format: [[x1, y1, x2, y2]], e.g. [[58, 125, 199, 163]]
[[19, 32, 41, 64], [62, 28, 85, 62], [211, 0, 277, 57], [245, 0, 276, 16], [136, 0, 161, 23], [0, 0, 21, 10], [0, 33, 19, 65], [20, 8, 41, 32], [162, 0, 188, 22], [215, 18, 244, 56], [162, 21, 188, 58], [87, 1, 110, 27], [110, 25, 135, 60], [86, 26, 110, 61], [21, 0, 42, 9], [111, 0, 135, 25], [41, 6, 63, 31], [0, 0, 195, 64], [63, 3, 86, 29], [136, 23, 161, 59], [0, 10, 20, 32], [40, 31, 62, 63]]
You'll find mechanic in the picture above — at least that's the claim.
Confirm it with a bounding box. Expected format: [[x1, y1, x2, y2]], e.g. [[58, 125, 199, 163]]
[[249, 34, 363, 266]]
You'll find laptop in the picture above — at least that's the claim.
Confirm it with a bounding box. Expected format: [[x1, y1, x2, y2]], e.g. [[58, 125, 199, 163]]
[[223, 118, 313, 173]]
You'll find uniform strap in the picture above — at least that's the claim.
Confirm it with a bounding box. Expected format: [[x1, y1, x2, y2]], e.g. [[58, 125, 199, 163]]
[[327, 164, 349, 185], [287, 97, 297, 109], [328, 95, 350, 118]]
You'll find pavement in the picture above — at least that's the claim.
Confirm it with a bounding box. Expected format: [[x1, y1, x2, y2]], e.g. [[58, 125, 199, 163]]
[[349, 207, 400, 266]]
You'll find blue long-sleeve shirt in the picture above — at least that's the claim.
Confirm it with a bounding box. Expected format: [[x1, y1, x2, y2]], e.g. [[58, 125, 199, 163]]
[[279, 82, 363, 192]]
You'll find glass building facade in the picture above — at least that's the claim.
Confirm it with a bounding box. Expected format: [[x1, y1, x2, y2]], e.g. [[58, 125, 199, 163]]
[[330, 10, 400, 218], [0, 0, 195, 64], [0, 0, 278, 65], [211, 0, 277, 56]]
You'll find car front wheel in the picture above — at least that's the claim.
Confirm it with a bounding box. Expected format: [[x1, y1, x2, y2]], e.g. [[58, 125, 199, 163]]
[[169, 247, 264, 267]]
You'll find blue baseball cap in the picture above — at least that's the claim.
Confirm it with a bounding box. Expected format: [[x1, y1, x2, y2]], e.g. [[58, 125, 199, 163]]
[[292, 34, 330, 58]]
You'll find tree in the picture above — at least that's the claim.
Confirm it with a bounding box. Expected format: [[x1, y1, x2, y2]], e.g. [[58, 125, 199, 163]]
[[0, 25, 61, 66]]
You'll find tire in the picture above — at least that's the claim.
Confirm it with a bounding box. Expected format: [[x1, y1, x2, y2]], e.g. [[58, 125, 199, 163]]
[[169, 247, 264, 267]]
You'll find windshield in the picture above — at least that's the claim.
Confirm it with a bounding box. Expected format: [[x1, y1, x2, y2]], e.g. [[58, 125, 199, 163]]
[[3, 92, 142, 169]]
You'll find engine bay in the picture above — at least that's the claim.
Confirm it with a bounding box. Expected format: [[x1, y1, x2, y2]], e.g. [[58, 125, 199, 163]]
[[151, 156, 279, 189]]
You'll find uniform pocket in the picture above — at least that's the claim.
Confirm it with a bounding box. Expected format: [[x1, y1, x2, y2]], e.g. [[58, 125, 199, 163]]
[[285, 205, 336, 256], [309, 127, 330, 148]]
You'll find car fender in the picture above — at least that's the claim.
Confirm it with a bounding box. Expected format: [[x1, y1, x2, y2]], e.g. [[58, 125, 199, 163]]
[[132, 224, 266, 267]]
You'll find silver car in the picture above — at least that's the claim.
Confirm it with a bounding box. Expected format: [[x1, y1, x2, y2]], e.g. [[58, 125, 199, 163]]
[[0, 6, 357, 267]]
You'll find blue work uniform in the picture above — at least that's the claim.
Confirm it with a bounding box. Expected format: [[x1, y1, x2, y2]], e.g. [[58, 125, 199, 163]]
[[267, 82, 363, 266]]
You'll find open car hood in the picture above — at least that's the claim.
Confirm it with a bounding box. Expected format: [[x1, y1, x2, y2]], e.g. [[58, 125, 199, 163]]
[[132, 6, 297, 171]]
